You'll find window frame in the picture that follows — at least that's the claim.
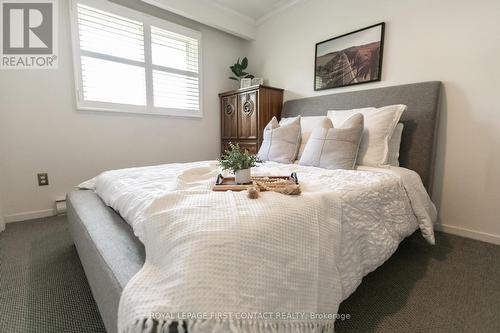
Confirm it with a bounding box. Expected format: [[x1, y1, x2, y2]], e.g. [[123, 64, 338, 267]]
[[69, 0, 203, 118]]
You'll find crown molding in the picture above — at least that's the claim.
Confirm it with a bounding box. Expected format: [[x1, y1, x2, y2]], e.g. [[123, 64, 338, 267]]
[[141, 0, 308, 40], [141, 0, 256, 39]]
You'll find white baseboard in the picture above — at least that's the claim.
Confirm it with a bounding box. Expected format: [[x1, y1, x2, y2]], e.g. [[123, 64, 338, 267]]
[[3, 208, 500, 246], [434, 223, 500, 246], [5, 208, 55, 223]]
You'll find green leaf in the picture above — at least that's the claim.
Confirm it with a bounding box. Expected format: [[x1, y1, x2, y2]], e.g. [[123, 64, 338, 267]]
[[229, 65, 239, 77], [234, 67, 244, 77], [229, 57, 254, 81], [230, 67, 239, 77], [241, 57, 248, 69]]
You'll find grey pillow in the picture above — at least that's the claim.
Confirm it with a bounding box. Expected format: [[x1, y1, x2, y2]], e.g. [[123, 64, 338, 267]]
[[299, 114, 364, 169], [257, 116, 301, 164]]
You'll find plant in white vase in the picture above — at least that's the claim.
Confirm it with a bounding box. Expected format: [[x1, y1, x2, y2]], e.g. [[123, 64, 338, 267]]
[[218, 143, 261, 184], [228, 57, 254, 88]]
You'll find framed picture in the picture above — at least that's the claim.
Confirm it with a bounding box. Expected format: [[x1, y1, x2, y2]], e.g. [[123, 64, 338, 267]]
[[314, 22, 385, 90]]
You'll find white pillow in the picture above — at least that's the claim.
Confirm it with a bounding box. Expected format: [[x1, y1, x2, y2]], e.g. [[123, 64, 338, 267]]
[[327, 104, 406, 166], [388, 123, 404, 166], [257, 116, 301, 164], [280, 116, 333, 160], [299, 113, 364, 170]]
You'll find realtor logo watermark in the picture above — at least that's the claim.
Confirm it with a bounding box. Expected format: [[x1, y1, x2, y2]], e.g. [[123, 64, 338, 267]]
[[1, 0, 58, 69]]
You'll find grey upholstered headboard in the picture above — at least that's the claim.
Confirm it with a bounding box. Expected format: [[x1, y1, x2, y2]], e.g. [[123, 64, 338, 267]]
[[282, 81, 441, 192]]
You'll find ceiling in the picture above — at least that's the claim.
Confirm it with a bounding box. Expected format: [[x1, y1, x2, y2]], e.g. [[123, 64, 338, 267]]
[[211, 0, 300, 23]]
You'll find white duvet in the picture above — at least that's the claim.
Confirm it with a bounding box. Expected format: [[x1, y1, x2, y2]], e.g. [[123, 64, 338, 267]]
[[80, 161, 436, 333]]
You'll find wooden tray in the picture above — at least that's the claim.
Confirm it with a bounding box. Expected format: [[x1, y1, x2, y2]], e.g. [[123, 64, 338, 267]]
[[212, 172, 298, 192]]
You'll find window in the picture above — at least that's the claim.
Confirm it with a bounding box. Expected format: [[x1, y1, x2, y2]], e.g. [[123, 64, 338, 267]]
[[70, 0, 202, 117]]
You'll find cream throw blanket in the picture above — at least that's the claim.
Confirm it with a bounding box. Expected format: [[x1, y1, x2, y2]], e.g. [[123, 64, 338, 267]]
[[118, 163, 343, 332]]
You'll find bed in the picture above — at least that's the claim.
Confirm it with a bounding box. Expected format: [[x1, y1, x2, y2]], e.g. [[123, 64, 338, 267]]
[[67, 81, 441, 333]]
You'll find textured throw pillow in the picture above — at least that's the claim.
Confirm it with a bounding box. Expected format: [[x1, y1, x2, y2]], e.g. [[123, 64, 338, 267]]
[[299, 114, 364, 169], [327, 104, 406, 166], [257, 116, 301, 164], [280, 116, 333, 160], [388, 123, 404, 166]]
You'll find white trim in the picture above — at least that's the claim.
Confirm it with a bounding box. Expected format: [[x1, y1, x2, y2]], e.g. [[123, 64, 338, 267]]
[[195, 31, 203, 118], [69, 0, 84, 107], [5, 209, 55, 223], [5, 208, 500, 247], [76, 104, 202, 118], [141, 0, 255, 40], [69, 0, 202, 117], [434, 223, 500, 246], [143, 24, 154, 108]]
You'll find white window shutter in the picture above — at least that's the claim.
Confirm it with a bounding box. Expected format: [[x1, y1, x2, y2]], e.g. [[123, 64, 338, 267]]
[[71, 0, 202, 116], [151, 26, 200, 111], [77, 4, 145, 62]]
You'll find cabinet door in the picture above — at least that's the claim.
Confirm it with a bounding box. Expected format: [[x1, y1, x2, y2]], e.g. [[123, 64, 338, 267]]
[[238, 91, 258, 139], [221, 95, 237, 139]]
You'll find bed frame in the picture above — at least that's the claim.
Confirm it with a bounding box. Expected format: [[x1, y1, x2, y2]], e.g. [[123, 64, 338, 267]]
[[67, 81, 441, 333], [282, 81, 441, 192]]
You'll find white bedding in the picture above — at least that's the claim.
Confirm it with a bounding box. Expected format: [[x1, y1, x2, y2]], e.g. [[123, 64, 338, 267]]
[[80, 161, 436, 332]]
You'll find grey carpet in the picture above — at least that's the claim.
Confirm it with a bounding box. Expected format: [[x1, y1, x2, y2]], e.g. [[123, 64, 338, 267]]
[[0, 216, 106, 333], [1, 216, 500, 333]]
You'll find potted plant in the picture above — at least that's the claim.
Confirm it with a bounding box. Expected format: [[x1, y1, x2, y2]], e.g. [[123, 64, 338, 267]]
[[218, 143, 261, 184], [229, 57, 254, 88]]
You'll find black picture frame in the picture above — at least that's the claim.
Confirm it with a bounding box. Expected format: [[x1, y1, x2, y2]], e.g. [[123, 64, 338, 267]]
[[314, 22, 385, 91]]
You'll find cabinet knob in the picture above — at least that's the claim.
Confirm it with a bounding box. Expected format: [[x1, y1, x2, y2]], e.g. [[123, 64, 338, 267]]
[[243, 100, 254, 116], [224, 104, 234, 115]]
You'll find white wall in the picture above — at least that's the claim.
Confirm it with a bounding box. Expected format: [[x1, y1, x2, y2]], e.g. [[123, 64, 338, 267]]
[[248, 0, 500, 243], [0, 0, 245, 221], [0, 87, 6, 231]]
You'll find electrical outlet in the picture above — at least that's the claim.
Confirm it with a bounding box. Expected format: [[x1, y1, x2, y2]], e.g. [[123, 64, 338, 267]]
[[37, 173, 49, 186]]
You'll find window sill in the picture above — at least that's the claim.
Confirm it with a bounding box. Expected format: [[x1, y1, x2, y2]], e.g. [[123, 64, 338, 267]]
[[76, 105, 203, 118]]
